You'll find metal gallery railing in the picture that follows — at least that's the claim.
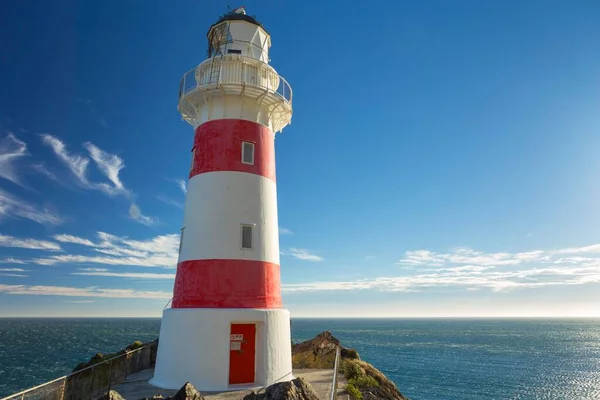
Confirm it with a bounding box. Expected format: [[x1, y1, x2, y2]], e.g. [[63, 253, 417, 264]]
[[178, 55, 292, 104], [1, 341, 156, 400]]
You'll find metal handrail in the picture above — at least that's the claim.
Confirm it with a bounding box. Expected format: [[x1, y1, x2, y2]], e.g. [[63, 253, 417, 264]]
[[178, 55, 293, 105], [0, 342, 154, 400], [0, 375, 67, 400], [330, 346, 341, 400]]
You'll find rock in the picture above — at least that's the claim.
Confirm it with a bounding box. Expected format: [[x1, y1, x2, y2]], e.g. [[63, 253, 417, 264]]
[[291, 331, 339, 369], [138, 382, 204, 400], [292, 331, 339, 356], [341, 347, 360, 360], [243, 377, 319, 400], [102, 390, 125, 400], [170, 382, 205, 400], [292, 331, 360, 368]]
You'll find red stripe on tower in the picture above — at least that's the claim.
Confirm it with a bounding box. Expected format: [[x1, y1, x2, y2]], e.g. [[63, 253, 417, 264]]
[[172, 260, 282, 308], [190, 119, 276, 182]]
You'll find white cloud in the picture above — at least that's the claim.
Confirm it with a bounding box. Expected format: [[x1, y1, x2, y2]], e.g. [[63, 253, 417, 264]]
[[283, 244, 600, 293], [279, 228, 293, 235], [0, 188, 63, 226], [0, 133, 28, 186], [156, 195, 183, 209], [128, 204, 159, 226], [0, 284, 171, 299], [0, 268, 26, 272], [72, 271, 175, 279], [83, 142, 129, 196], [42, 135, 157, 226], [176, 179, 186, 194], [398, 247, 548, 267], [77, 267, 108, 272], [0, 273, 27, 278], [31, 163, 66, 186], [288, 248, 323, 262], [41, 134, 90, 187], [53, 234, 97, 247], [32, 231, 179, 268], [0, 258, 28, 264], [0, 234, 61, 251]]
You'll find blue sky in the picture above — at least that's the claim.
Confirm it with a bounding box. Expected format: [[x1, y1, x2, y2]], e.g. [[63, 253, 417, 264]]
[[1, 0, 600, 317]]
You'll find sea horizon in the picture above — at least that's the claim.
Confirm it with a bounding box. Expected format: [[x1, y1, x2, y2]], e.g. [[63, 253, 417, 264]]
[[1, 318, 599, 399]]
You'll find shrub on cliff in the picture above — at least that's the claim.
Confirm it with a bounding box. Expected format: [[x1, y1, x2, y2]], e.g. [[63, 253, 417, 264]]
[[342, 358, 407, 400], [346, 383, 363, 400]]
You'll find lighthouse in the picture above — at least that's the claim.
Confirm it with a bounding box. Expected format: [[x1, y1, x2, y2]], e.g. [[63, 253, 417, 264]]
[[149, 8, 294, 391]]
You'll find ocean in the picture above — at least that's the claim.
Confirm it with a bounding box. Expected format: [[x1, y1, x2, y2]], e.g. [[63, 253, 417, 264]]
[[0, 318, 599, 399]]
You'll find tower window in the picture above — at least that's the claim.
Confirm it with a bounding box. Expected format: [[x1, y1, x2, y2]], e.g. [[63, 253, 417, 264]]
[[241, 225, 253, 249], [227, 49, 242, 54], [242, 142, 255, 165]]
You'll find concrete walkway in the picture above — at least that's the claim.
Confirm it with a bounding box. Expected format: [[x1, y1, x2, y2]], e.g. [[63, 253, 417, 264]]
[[112, 368, 334, 400]]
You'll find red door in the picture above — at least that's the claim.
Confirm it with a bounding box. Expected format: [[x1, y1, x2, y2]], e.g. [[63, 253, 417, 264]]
[[229, 324, 256, 384]]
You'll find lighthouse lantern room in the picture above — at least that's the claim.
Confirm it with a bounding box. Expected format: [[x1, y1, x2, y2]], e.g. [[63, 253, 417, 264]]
[[150, 7, 294, 391]]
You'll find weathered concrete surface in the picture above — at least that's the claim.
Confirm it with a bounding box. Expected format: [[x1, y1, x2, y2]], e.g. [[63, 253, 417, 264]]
[[111, 368, 334, 400], [336, 371, 348, 400], [291, 369, 333, 400]]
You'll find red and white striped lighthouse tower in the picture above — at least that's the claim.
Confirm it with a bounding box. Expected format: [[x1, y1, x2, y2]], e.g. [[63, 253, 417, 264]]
[[150, 7, 294, 391]]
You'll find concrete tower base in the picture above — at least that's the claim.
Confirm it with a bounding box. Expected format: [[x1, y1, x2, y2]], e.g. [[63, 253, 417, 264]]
[[149, 308, 293, 391]]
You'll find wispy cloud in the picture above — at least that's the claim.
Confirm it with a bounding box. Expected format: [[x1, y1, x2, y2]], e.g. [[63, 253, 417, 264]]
[[175, 179, 186, 194], [83, 142, 129, 196], [0, 133, 28, 186], [0, 273, 28, 278], [0, 284, 171, 299], [0, 188, 63, 226], [32, 231, 179, 268], [41, 135, 157, 226], [288, 248, 323, 262], [41, 134, 90, 187], [0, 268, 27, 272], [128, 204, 159, 226], [283, 244, 600, 293], [0, 258, 28, 265], [0, 234, 61, 251], [156, 195, 183, 210], [398, 247, 546, 267], [53, 234, 97, 247], [279, 228, 293, 235], [71, 271, 175, 280], [31, 163, 68, 187], [77, 267, 108, 272]]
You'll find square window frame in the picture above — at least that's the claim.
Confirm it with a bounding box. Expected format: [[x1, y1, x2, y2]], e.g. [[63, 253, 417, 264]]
[[240, 224, 255, 250], [241, 141, 255, 165]]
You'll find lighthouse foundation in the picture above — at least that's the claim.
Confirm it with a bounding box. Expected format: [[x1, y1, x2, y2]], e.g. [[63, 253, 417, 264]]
[[149, 308, 293, 391]]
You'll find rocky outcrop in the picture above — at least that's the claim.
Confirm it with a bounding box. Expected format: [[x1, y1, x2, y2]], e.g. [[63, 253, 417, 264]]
[[138, 382, 205, 400], [101, 390, 126, 400], [243, 377, 319, 400], [341, 358, 408, 400], [291, 331, 345, 369], [292, 331, 407, 400]]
